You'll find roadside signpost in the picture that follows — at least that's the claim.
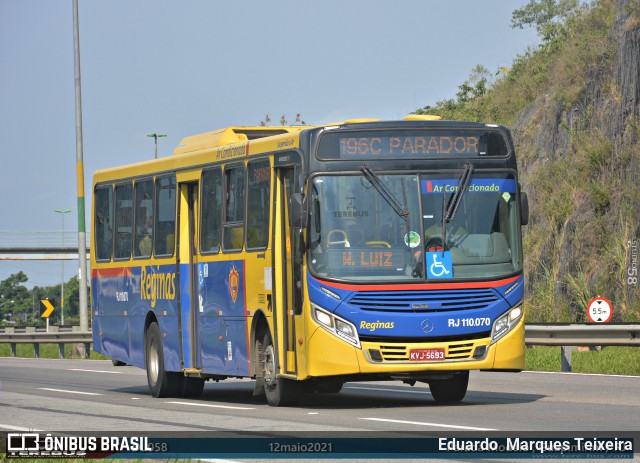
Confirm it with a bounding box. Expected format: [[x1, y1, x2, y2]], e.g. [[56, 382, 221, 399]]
[[587, 296, 613, 323], [40, 299, 55, 332]]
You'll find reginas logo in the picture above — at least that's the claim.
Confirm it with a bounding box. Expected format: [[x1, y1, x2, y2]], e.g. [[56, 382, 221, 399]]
[[229, 266, 239, 303], [141, 266, 176, 308], [360, 320, 395, 332]]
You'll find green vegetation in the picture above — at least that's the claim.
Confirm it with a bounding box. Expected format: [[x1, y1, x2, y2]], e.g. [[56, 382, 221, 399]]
[[0, 272, 87, 327], [1, 342, 636, 376], [416, 0, 640, 323], [0, 343, 108, 360], [525, 346, 640, 375]]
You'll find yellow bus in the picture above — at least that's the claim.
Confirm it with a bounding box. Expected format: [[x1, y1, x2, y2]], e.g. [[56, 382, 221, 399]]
[[91, 117, 528, 406]]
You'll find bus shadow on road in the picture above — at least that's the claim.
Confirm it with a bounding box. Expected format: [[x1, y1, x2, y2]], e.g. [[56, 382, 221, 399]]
[[109, 381, 545, 409]]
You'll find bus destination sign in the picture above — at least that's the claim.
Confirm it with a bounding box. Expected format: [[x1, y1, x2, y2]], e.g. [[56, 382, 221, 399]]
[[340, 135, 480, 157], [317, 129, 509, 160]]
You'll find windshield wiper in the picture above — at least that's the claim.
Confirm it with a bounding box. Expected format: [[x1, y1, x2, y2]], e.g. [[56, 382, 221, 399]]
[[361, 165, 409, 221], [441, 162, 474, 253]]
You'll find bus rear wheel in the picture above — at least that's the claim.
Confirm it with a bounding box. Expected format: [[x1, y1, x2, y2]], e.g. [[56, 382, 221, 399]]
[[428, 371, 469, 403], [262, 332, 301, 407], [146, 322, 181, 398]]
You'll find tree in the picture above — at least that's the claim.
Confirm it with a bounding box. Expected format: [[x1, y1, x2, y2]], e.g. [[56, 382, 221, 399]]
[[455, 64, 490, 103], [511, 0, 580, 43], [0, 272, 32, 324]]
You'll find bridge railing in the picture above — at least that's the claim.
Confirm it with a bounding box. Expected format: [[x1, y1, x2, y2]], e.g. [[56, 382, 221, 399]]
[[0, 324, 638, 372]]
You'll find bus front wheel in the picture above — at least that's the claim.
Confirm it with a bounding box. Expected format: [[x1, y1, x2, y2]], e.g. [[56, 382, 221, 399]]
[[262, 332, 301, 407], [146, 322, 181, 398], [428, 371, 469, 403]]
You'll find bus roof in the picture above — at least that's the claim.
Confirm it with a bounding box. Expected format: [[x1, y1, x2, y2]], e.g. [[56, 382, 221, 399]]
[[173, 126, 309, 156]]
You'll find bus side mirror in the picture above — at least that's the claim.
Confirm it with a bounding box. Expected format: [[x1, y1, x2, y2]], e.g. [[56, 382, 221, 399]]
[[290, 193, 308, 229], [520, 191, 529, 226]]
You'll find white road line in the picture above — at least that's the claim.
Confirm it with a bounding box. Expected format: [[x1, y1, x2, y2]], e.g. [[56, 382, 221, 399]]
[[166, 401, 255, 410], [68, 368, 123, 374], [0, 424, 44, 432], [360, 417, 496, 431], [345, 385, 427, 394], [524, 370, 640, 379], [38, 388, 102, 396]]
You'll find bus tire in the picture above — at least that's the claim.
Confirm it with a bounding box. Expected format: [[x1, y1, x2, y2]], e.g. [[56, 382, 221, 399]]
[[262, 332, 301, 407], [145, 322, 180, 398], [428, 371, 469, 403], [180, 377, 205, 398]]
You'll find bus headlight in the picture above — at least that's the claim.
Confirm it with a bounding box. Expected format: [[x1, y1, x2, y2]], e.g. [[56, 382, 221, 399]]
[[312, 304, 361, 349], [491, 304, 523, 343]]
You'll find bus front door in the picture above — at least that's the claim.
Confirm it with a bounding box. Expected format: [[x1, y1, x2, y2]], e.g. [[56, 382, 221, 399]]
[[272, 167, 302, 379]]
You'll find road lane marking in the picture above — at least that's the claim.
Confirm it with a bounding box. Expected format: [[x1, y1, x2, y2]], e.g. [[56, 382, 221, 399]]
[[360, 417, 496, 431], [345, 386, 426, 394], [38, 388, 102, 396], [524, 370, 640, 379], [68, 368, 123, 374], [166, 401, 255, 410], [0, 424, 44, 432]]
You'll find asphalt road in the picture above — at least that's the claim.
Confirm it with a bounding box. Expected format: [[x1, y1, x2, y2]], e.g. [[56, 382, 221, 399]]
[[0, 357, 638, 433]]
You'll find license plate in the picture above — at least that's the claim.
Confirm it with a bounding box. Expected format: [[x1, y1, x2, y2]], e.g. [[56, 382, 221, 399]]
[[409, 348, 446, 361]]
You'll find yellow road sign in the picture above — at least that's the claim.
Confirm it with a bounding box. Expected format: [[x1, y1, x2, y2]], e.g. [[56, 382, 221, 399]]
[[40, 299, 55, 318]]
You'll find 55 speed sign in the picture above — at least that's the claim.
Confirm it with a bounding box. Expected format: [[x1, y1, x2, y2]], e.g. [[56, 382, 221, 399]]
[[587, 296, 613, 323]]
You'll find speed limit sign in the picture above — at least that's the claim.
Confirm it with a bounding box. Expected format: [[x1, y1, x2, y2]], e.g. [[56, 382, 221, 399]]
[[587, 296, 613, 323]]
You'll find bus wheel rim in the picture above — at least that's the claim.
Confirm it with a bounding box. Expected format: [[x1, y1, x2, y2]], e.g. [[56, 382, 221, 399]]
[[149, 338, 159, 383], [264, 344, 276, 387]]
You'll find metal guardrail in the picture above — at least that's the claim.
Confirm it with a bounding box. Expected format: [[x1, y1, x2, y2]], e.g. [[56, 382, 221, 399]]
[[524, 323, 640, 372], [0, 324, 638, 371], [525, 323, 640, 346], [0, 326, 91, 359]]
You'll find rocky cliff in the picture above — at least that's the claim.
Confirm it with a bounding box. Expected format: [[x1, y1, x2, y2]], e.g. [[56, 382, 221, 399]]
[[418, 0, 640, 321]]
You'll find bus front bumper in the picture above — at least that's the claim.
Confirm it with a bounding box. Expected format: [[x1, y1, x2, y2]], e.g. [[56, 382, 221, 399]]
[[306, 318, 524, 378]]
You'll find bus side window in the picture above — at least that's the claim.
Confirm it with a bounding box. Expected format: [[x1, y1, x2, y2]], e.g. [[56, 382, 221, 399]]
[[134, 179, 154, 258], [94, 185, 113, 261], [200, 168, 222, 253], [114, 182, 133, 260], [222, 166, 245, 252], [246, 160, 270, 250], [155, 175, 176, 257]]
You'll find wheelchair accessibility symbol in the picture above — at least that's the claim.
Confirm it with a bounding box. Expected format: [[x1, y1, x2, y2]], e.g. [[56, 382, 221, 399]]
[[426, 251, 453, 279]]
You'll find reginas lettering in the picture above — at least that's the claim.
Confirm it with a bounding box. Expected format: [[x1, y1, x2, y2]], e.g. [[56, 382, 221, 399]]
[[360, 320, 395, 332], [140, 266, 176, 308]]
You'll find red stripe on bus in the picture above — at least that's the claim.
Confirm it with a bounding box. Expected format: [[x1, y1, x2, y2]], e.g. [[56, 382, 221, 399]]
[[315, 274, 521, 292], [242, 261, 251, 374], [92, 267, 133, 278]]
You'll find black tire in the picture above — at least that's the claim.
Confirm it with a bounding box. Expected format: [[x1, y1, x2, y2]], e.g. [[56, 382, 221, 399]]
[[111, 358, 126, 366], [145, 322, 181, 398], [429, 371, 469, 403], [180, 377, 205, 398], [262, 332, 301, 407]]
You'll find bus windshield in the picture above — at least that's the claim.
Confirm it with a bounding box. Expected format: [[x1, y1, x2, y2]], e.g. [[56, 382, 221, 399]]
[[308, 171, 522, 282]]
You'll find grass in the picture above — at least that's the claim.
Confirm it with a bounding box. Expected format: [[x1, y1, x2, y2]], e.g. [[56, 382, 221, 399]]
[[1, 343, 638, 376], [0, 343, 109, 360], [525, 345, 640, 375]]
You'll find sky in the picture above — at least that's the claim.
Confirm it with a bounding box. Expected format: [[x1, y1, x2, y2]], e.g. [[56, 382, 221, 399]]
[[0, 0, 539, 288]]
